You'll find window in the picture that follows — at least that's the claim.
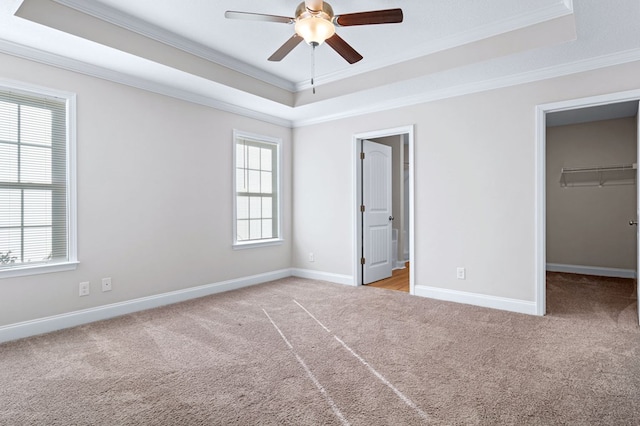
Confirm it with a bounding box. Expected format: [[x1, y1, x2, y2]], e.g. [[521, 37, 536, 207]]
[[233, 130, 281, 247], [0, 83, 76, 277]]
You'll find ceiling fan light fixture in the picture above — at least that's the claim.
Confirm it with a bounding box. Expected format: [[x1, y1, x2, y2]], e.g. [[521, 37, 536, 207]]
[[226, 1, 401, 65], [295, 16, 335, 45]]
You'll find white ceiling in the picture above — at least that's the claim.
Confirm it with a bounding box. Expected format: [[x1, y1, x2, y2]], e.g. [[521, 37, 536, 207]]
[[547, 101, 639, 127], [64, 0, 567, 86], [1, 0, 640, 126]]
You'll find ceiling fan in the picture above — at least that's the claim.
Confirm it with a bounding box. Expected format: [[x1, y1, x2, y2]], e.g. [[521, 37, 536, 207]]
[[225, 1, 403, 65]]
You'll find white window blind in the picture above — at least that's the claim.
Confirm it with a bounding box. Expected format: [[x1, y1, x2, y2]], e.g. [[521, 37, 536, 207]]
[[233, 131, 281, 246], [0, 87, 72, 272]]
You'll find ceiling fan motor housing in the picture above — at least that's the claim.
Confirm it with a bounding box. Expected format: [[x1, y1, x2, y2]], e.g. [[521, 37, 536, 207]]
[[225, 2, 402, 64], [294, 1, 335, 45]]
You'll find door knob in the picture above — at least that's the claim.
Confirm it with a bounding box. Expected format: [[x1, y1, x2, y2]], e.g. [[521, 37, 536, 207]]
[[389, 216, 394, 221], [630, 220, 638, 226]]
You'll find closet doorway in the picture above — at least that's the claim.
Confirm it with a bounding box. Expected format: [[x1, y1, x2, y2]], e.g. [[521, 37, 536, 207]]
[[537, 93, 640, 325]]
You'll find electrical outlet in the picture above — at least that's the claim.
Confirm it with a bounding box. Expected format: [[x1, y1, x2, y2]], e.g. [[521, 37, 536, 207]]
[[456, 267, 466, 280], [102, 277, 112, 292], [308, 252, 315, 262], [79, 281, 90, 297]]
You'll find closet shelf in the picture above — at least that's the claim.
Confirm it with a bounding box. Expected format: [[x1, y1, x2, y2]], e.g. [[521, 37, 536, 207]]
[[560, 163, 637, 187]]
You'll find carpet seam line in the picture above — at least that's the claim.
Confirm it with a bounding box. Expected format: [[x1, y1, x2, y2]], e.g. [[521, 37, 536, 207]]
[[292, 300, 431, 421], [262, 308, 350, 426]]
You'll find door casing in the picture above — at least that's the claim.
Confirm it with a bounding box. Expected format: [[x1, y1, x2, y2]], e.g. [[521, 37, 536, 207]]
[[636, 102, 640, 325], [353, 125, 415, 293], [535, 89, 640, 318]]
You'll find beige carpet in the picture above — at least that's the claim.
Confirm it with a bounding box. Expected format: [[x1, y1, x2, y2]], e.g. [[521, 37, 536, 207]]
[[1, 273, 639, 425]]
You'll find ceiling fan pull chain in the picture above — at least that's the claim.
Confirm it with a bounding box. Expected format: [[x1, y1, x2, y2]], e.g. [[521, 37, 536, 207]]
[[311, 42, 317, 94]]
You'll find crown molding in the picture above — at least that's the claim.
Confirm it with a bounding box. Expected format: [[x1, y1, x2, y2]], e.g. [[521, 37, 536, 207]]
[[1, 23, 637, 130], [295, 1, 574, 91], [52, 0, 573, 95], [291, 48, 640, 127], [53, 0, 297, 92], [0, 39, 294, 128]]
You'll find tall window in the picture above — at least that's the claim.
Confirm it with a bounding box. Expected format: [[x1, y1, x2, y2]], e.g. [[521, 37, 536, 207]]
[[0, 84, 76, 277], [233, 130, 281, 247]]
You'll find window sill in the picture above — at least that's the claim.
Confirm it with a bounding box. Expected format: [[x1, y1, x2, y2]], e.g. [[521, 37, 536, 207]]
[[0, 261, 79, 279], [233, 239, 284, 250]]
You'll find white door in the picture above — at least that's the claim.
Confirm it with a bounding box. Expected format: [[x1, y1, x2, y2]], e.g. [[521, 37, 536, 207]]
[[362, 139, 393, 284]]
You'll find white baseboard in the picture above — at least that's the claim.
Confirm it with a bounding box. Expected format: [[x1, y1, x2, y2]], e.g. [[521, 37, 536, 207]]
[[393, 261, 406, 270], [414, 285, 538, 316], [2, 268, 545, 343], [0, 268, 292, 344], [546, 263, 636, 279], [291, 268, 354, 286]]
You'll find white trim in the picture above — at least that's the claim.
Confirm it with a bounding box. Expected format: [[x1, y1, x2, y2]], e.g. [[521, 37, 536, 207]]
[[232, 130, 283, 247], [296, 0, 574, 91], [292, 48, 640, 128], [0, 268, 292, 344], [353, 134, 362, 287], [534, 104, 547, 316], [393, 262, 406, 270], [3, 31, 640, 129], [408, 131, 415, 295], [0, 79, 78, 279], [232, 239, 284, 250], [56, 0, 571, 93], [0, 39, 293, 129], [0, 77, 74, 100], [0, 261, 79, 279], [67, 92, 78, 266], [546, 263, 636, 279], [53, 0, 296, 92], [537, 88, 640, 114], [535, 89, 640, 316], [291, 268, 354, 286], [414, 285, 537, 316]]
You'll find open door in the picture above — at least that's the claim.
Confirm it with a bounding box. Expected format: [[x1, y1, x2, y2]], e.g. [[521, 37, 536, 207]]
[[362, 139, 393, 284]]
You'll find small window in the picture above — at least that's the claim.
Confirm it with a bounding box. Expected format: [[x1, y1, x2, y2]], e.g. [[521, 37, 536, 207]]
[[0, 83, 77, 277], [233, 131, 282, 248]]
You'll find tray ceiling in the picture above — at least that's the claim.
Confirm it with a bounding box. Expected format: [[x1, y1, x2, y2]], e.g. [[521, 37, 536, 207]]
[[1, 0, 640, 126]]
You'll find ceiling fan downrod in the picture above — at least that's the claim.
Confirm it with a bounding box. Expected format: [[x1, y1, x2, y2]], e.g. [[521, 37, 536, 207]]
[[311, 41, 317, 94]]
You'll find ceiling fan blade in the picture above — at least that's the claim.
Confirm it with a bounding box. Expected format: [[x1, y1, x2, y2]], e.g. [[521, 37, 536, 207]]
[[325, 33, 363, 64], [268, 34, 304, 61], [225, 11, 294, 24], [334, 8, 403, 27]]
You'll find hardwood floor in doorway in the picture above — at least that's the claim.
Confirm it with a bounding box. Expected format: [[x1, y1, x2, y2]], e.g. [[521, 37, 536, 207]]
[[367, 262, 409, 292]]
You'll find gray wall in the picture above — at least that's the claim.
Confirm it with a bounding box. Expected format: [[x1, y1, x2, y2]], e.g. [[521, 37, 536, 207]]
[[293, 61, 640, 303], [546, 117, 637, 271], [0, 53, 293, 327], [4, 45, 640, 327]]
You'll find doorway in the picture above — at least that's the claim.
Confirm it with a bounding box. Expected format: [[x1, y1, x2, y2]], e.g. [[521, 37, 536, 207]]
[[353, 126, 414, 294], [536, 91, 640, 325]]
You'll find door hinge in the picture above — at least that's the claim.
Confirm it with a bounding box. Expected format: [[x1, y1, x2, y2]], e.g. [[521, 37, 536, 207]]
[[360, 205, 365, 212], [360, 152, 365, 160], [361, 257, 366, 265]]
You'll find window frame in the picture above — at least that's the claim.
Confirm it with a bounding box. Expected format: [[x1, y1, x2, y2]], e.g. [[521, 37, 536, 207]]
[[232, 130, 283, 249], [0, 80, 77, 279]]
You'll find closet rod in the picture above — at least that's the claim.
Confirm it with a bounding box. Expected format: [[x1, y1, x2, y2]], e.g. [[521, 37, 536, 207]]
[[561, 163, 637, 174]]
